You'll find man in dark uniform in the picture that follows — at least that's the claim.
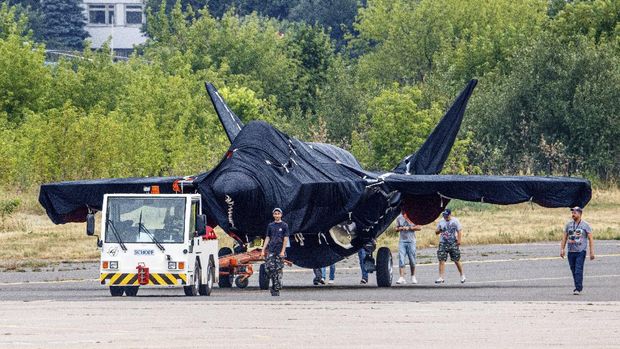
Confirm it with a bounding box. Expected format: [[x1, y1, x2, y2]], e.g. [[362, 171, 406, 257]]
[[260, 208, 290, 296]]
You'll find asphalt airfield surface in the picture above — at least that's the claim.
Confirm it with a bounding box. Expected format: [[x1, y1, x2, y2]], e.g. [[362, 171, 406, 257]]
[[1, 241, 619, 348]]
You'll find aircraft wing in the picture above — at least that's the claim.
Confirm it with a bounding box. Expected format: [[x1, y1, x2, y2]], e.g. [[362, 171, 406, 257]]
[[39, 177, 182, 224], [383, 174, 591, 208]]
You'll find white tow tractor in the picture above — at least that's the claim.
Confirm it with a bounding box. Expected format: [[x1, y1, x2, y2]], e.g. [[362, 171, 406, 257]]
[[86, 193, 219, 297]]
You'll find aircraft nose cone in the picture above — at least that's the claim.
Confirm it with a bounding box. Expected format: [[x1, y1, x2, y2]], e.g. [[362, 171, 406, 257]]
[[212, 172, 265, 230], [213, 171, 259, 197]]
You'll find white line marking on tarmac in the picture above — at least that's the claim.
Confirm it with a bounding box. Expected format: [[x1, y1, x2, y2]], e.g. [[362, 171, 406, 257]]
[[0, 278, 98, 286], [2, 254, 619, 284], [285, 253, 620, 272], [465, 274, 620, 284]]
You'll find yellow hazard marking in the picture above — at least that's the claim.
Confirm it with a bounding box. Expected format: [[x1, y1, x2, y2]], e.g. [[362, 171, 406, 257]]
[[109, 273, 123, 285], [120, 273, 135, 285], [151, 273, 167, 285], [99, 273, 108, 282], [179, 274, 187, 283], [163, 273, 177, 285]]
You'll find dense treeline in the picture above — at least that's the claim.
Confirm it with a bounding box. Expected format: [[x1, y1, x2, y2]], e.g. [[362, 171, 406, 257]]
[[0, 0, 618, 189]]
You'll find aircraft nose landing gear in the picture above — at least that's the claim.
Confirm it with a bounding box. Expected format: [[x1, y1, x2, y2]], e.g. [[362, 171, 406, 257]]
[[361, 240, 393, 287], [375, 247, 393, 287]]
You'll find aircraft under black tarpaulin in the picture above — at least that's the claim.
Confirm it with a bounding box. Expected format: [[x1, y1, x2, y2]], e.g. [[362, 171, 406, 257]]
[[39, 79, 591, 287]]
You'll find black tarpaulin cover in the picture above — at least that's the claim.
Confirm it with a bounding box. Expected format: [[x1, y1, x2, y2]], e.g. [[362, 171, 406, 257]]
[[39, 177, 180, 224], [394, 79, 478, 175], [205, 83, 244, 143], [384, 174, 592, 208], [194, 121, 367, 236]]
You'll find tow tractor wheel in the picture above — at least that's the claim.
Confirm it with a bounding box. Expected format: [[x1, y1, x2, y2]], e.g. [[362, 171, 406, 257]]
[[258, 263, 269, 290], [235, 276, 249, 289], [109, 286, 125, 297], [184, 262, 201, 296], [199, 259, 214, 296], [376, 247, 393, 287], [125, 286, 139, 297]]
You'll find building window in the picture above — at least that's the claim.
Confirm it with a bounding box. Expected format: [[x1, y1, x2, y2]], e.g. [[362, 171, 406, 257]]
[[89, 4, 115, 25], [125, 5, 143, 25]]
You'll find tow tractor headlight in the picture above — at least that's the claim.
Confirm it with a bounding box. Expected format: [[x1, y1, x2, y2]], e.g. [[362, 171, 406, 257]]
[[168, 261, 177, 270], [109, 261, 118, 270]]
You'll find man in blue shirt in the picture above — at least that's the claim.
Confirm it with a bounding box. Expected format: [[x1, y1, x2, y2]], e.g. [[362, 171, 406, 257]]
[[434, 209, 465, 284], [260, 208, 290, 296], [560, 206, 595, 295]]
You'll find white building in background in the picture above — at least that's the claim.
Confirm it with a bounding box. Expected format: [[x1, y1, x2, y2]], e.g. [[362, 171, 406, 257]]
[[83, 0, 147, 55]]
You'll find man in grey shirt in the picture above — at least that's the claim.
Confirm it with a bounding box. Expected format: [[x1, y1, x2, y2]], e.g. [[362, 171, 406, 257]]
[[560, 206, 595, 295], [395, 210, 421, 284]]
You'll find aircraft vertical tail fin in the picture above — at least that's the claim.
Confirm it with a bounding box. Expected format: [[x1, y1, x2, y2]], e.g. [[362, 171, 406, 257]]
[[393, 79, 478, 175], [205, 82, 244, 143]]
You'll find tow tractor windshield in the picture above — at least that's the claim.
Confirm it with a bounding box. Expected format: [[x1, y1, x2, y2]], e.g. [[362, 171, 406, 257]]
[[105, 197, 186, 244]]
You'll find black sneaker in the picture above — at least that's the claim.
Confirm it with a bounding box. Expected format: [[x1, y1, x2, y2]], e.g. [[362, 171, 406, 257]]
[[360, 279, 368, 284], [319, 278, 326, 285], [313, 277, 320, 286]]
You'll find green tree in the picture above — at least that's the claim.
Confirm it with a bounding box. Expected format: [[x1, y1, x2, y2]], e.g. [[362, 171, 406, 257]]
[[284, 23, 336, 114], [351, 84, 442, 169], [39, 0, 88, 50], [0, 23, 49, 125], [353, 0, 547, 88], [289, 0, 358, 47], [314, 56, 365, 145], [0, 2, 30, 39], [548, 0, 620, 44], [467, 34, 620, 179]]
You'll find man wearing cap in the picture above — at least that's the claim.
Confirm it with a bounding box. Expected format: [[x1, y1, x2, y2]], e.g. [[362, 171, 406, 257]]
[[434, 209, 465, 284], [260, 208, 290, 296], [561, 206, 595, 295]]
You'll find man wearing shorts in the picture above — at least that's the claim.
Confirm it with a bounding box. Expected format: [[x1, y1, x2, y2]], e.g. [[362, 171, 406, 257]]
[[435, 209, 465, 284]]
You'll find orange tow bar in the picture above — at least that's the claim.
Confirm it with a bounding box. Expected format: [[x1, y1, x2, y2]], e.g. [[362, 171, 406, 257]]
[[218, 248, 292, 289]]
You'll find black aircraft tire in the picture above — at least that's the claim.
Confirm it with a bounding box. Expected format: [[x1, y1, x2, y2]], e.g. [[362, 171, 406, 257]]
[[109, 286, 125, 297], [199, 259, 214, 296], [235, 276, 249, 289], [258, 263, 269, 290], [218, 247, 233, 257], [376, 247, 393, 287], [184, 262, 201, 296], [124, 286, 139, 297]]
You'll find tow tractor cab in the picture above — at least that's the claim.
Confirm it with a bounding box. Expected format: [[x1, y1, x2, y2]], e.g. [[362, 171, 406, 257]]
[[86, 193, 219, 297]]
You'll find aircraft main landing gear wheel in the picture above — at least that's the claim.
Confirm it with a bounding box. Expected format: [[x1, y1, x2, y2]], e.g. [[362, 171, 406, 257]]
[[199, 260, 214, 296], [235, 276, 249, 289], [109, 286, 124, 297], [258, 263, 269, 290], [184, 262, 201, 296], [376, 247, 393, 287], [124, 286, 139, 297]]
